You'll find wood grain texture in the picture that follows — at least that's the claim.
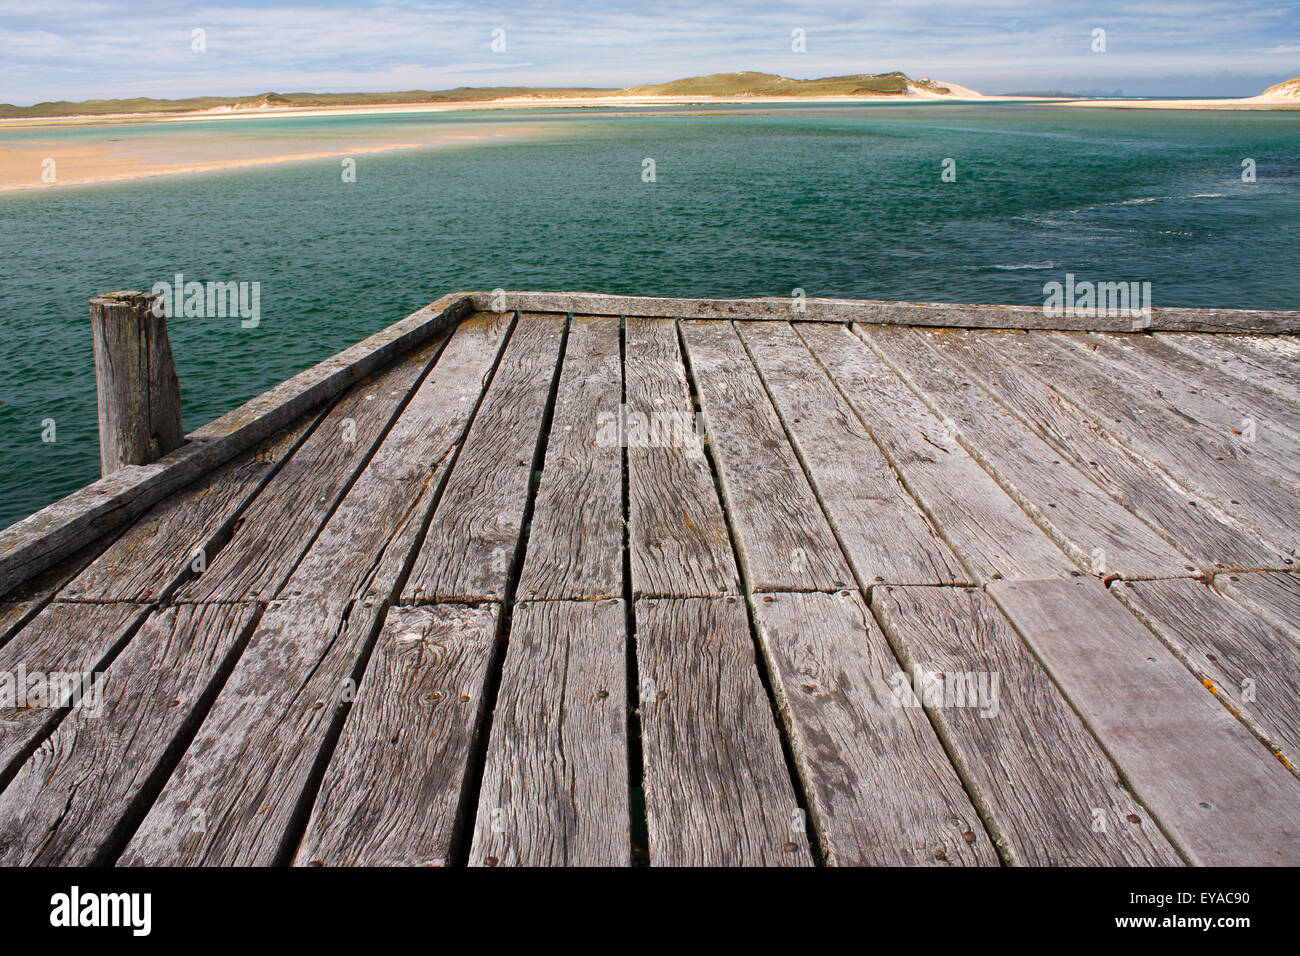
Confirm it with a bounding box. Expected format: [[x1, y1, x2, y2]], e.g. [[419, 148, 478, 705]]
[[517, 316, 623, 601], [871, 584, 1181, 865], [0, 293, 474, 599], [279, 312, 513, 607], [989, 576, 1300, 865], [680, 321, 852, 592], [294, 603, 500, 866], [1, 535, 122, 639], [1213, 571, 1300, 645], [58, 416, 315, 602], [119, 593, 385, 865], [0, 604, 33, 649], [0, 601, 149, 782], [89, 292, 183, 475], [752, 590, 995, 865], [797, 323, 1072, 583], [470, 599, 629, 867], [861, 325, 1190, 578], [121, 319, 513, 865], [925, 328, 1287, 572], [738, 321, 965, 586], [0, 603, 259, 866], [635, 595, 812, 866], [177, 337, 442, 603], [1063, 332, 1300, 490], [404, 314, 566, 603], [1113, 578, 1300, 778], [1099, 333, 1300, 442], [1158, 333, 1300, 406], [990, 329, 1300, 555], [625, 317, 738, 597], [475, 292, 1300, 333]]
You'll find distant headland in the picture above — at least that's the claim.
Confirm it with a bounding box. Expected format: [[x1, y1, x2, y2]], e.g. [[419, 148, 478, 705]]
[[4, 71, 1297, 126], [0, 72, 1001, 122]]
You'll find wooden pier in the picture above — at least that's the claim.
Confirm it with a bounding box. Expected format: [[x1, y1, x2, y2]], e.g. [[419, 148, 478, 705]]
[[0, 290, 1298, 866]]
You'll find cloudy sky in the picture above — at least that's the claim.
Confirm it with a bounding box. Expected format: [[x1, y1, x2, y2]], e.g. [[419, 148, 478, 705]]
[[3, 0, 1298, 104]]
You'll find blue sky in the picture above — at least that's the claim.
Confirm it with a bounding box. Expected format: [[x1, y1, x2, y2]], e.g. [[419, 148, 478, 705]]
[[2, 0, 1298, 104]]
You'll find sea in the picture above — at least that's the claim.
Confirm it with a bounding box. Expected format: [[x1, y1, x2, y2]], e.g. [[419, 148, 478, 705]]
[[0, 102, 1297, 528]]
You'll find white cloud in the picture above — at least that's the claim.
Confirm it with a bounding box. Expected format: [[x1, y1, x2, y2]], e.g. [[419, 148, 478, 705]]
[[1, 0, 1296, 103]]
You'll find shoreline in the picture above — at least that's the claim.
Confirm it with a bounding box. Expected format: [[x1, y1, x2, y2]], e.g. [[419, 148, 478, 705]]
[[3, 90, 1296, 195], [0, 91, 1044, 129], [0, 124, 548, 194], [3, 88, 1298, 131], [1059, 95, 1299, 110]]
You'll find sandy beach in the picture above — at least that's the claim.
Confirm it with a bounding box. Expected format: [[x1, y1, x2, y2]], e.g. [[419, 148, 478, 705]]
[[0, 122, 548, 193], [1060, 93, 1300, 110], [2, 83, 1295, 194], [0, 86, 1025, 194]]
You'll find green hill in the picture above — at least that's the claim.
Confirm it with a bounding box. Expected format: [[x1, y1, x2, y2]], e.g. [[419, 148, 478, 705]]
[[625, 71, 949, 96], [0, 71, 954, 119]]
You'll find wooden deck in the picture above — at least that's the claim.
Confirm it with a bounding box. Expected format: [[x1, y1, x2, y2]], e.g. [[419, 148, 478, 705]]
[[1, 292, 1298, 867]]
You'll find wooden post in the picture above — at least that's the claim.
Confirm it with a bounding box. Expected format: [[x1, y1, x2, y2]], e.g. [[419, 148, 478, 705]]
[[89, 291, 183, 475]]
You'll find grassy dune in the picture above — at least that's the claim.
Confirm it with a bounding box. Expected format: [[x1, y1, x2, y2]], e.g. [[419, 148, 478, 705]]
[[0, 71, 952, 119]]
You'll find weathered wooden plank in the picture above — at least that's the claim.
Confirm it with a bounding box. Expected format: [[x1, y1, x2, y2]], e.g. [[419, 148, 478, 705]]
[[796, 323, 1072, 583], [404, 314, 566, 603], [58, 416, 316, 603], [0, 602, 260, 866], [635, 595, 812, 866], [120, 461, 455, 866], [470, 599, 628, 867], [679, 321, 852, 592], [294, 603, 500, 866], [1113, 578, 1300, 778], [517, 316, 623, 601], [0, 601, 149, 783], [1212, 571, 1300, 646], [991, 329, 1300, 554], [120, 593, 383, 865], [121, 317, 513, 865], [89, 291, 184, 475], [989, 577, 1300, 865], [737, 321, 965, 587], [1158, 333, 1300, 407], [625, 317, 738, 598], [279, 312, 514, 607], [860, 325, 1191, 578], [1097, 332, 1300, 442], [0, 292, 475, 598], [176, 337, 441, 603], [751, 590, 995, 865], [871, 585, 1181, 865], [474, 292, 1300, 333], [925, 328, 1288, 572], [0, 535, 124, 642], [1063, 332, 1300, 490], [0, 605, 32, 649]]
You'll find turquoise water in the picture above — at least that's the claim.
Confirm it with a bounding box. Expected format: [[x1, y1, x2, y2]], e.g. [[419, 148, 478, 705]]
[[1, 103, 1297, 529]]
